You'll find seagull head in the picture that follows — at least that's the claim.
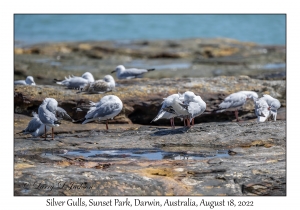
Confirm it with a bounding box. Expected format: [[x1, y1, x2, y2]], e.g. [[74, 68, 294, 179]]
[[111, 65, 125, 73], [25, 76, 36, 85], [82, 72, 94, 82]]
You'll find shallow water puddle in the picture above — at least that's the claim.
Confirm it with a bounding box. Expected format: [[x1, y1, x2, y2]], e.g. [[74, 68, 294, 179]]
[[52, 148, 230, 160]]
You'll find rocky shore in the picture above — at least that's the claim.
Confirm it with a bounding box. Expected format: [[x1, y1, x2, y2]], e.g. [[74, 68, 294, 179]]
[[14, 38, 286, 196]]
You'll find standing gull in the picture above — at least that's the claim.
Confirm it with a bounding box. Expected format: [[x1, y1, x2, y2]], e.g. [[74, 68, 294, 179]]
[[38, 98, 61, 140], [170, 91, 206, 127], [151, 93, 183, 129], [216, 91, 258, 122], [111, 65, 155, 79], [54, 72, 95, 89], [82, 95, 123, 130], [79, 75, 115, 94], [14, 76, 36, 85], [19, 112, 50, 137]]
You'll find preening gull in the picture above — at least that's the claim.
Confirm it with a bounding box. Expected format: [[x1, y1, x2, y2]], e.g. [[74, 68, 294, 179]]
[[259, 94, 281, 121], [170, 91, 206, 127], [216, 91, 258, 122], [82, 95, 123, 130], [20, 112, 50, 137], [38, 98, 61, 140], [14, 76, 36, 85], [54, 72, 95, 89], [111, 65, 155, 79], [255, 98, 271, 122], [79, 75, 115, 94], [151, 93, 184, 129]]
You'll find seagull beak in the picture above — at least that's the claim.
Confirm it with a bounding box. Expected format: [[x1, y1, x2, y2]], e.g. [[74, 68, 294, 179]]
[[111, 70, 116, 73]]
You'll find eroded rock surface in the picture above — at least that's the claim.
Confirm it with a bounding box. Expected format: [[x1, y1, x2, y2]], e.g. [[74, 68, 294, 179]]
[[14, 76, 286, 125], [14, 119, 286, 196]]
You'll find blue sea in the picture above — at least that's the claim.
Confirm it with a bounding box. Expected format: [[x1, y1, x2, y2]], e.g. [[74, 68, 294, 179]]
[[14, 14, 286, 46]]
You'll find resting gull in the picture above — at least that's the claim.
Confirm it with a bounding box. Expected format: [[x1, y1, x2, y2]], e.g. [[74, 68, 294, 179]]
[[111, 65, 155, 79], [216, 91, 258, 122], [82, 95, 123, 130], [54, 72, 95, 89], [14, 76, 36, 85], [79, 75, 115, 94], [38, 98, 61, 140]]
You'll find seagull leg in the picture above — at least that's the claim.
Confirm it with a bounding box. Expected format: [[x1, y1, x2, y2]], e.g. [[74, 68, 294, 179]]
[[235, 109, 239, 122], [184, 117, 186, 127], [44, 125, 47, 140], [106, 120, 108, 130], [192, 118, 195, 126], [187, 117, 191, 127], [171, 118, 175, 129], [52, 127, 54, 140]]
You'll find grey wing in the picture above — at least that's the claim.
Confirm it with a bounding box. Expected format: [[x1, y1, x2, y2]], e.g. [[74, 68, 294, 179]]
[[219, 94, 246, 109], [56, 107, 73, 121], [122, 68, 148, 78], [24, 117, 43, 133], [14, 80, 26, 85], [38, 106, 58, 125], [67, 77, 89, 89], [97, 102, 121, 118], [84, 101, 120, 120]]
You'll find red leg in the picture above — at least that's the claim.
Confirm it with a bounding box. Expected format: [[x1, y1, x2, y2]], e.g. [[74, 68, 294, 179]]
[[192, 118, 194, 126], [171, 118, 175, 129], [52, 127, 54, 140], [235, 109, 239, 122], [106, 120, 108, 130], [187, 118, 191, 127]]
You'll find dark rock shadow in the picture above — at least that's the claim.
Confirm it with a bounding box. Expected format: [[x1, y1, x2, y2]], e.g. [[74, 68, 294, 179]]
[[151, 127, 190, 136]]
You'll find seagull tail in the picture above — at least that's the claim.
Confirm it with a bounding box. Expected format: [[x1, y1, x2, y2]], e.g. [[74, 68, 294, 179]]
[[147, 68, 155, 72], [82, 118, 95, 124], [151, 111, 166, 123], [53, 79, 63, 85]]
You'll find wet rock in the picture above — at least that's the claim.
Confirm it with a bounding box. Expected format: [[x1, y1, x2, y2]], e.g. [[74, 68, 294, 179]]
[[14, 121, 286, 196]]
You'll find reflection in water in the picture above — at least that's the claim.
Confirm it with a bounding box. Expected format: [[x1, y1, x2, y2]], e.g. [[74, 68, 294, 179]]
[[51, 148, 230, 160]]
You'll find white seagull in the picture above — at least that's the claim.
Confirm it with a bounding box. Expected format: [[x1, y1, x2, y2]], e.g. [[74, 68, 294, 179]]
[[54, 72, 95, 89], [255, 97, 271, 122], [14, 76, 36, 85], [20, 112, 51, 137], [111, 65, 155, 79], [217, 91, 258, 122], [82, 95, 123, 130], [170, 91, 206, 127], [38, 98, 61, 140], [259, 94, 281, 121], [151, 93, 184, 129], [79, 75, 115, 94]]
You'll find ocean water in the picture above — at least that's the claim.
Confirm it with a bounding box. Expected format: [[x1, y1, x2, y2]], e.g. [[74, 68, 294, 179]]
[[14, 14, 286, 45]]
